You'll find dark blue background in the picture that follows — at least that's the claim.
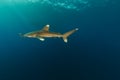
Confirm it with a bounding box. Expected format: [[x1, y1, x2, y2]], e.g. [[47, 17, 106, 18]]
[[0, 1, 120, 80]]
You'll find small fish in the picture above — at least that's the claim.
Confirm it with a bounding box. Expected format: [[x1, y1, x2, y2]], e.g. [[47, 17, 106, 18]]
[[20, 24, 78, 43]]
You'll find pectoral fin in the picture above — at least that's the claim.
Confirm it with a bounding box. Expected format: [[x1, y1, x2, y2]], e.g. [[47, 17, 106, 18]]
[[38, 38, 45, 41]]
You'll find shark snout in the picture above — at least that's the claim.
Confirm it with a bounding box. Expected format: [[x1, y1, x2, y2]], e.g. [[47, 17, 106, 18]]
[[25, 35, 33, 38], [19, 33, 31, 38], [23, 33, 37, 38], [23, 34, 32, 38]]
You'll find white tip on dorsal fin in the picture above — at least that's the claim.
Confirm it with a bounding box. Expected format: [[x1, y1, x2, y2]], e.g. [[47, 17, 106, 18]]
[[75, 28, 79, 30], [46, 24, 50, 27], [42, 24, 50, 31]]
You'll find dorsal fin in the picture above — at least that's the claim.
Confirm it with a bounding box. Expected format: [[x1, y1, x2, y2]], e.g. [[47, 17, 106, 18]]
[[41, 24, 50, 31]]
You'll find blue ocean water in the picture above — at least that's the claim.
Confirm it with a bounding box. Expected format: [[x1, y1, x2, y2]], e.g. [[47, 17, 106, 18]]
[[0, 0, 120, 80]]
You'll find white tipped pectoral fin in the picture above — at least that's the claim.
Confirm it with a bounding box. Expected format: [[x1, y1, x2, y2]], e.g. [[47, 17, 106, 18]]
[[63, 38, 68, 43], [38, 38, 45, 41]]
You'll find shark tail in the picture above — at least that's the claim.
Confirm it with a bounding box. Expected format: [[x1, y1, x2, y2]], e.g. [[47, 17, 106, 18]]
[[62, 28, 78, 43]]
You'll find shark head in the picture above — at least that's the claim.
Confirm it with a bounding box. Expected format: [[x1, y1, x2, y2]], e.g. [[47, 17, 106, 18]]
[[23, 32, 37, 38]]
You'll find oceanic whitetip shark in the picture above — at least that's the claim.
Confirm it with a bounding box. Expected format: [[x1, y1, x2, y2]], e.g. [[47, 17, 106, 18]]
[[20, 24, 78, 43]]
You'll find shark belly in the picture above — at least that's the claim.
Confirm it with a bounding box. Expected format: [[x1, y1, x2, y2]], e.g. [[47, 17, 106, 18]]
[[38, 32, 62, 38]]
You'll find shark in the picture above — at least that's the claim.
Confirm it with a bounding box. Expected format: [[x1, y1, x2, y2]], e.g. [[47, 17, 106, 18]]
[[20, 24, 78, 43]]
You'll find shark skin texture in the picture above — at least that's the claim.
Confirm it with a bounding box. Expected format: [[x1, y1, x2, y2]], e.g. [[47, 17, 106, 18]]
[[20, 24, 78, 43]]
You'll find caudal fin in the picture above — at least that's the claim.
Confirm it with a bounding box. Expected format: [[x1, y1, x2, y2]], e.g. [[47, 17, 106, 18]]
[[62, 28, 78, 43]]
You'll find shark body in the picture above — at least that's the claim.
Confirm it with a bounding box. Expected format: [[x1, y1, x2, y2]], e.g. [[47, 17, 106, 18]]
[[21, 24, 78, 43]]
